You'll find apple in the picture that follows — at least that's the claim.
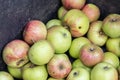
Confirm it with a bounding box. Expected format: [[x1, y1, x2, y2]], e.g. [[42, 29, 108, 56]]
[[22, 62, 48, 80], [47, 54, 72, 79], [80, 43, 104, 67], [48, 77, 65, 80], [69, 37, 91, 58], [23, 20, 47, 45], [2, 39, 29, 68], [91, 62, 118, 80], [82, 3, 100, 22], [28, 40, 55, 65], [46, 19, 62, 29], [62, 9, 90, 37], [87, 21, 108, 46], [66, 67, 90, 80], [47, 25, 71, 53], [102, 52, 119, 68], [0, 71, 14, 80], [106, 38, 120, 57], [102, 14, 120, 38], [62, 0, 86, 10]]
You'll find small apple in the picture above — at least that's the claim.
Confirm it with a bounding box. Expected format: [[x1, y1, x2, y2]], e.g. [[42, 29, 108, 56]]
[[66, 67, 90, 80], [82, 3, 100, 22], [47, 25, 71, 53], [62, 0, 86, 10], [48, 77, 65, 80], [23, 20, 47, 45], [91, 62, 118, 80], [47, 54, 72, 79], [62, 9, 90, 37], [80, 43, 104, 67], [102, 52, 119, 68], [0, 71, 14, 80], [87, 21, 108, 46], [28, 40, 55, 65], [69, 37, 91, 58], [22, 62, 48, 80], [106, 38, 120, 57], [102, 14, 120, 38], [2, 39, 29, 68]]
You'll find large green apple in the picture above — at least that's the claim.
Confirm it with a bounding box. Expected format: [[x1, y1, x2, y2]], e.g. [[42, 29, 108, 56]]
[[62, 9, 90, 37], [91, 62, 118, 80], [69, 37, 91, 58], [106, 38, 120, 57], [28, 40, 55, 65], [47, 26, 72, 53], [66, 67, 90, 80], [0, 71, 14, 80]]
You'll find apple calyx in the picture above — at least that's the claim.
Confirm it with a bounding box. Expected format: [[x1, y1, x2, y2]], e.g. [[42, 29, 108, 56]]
[[73, 71, 79, 76], [109, 18, 120, 23], [103, 66, 110, 71]]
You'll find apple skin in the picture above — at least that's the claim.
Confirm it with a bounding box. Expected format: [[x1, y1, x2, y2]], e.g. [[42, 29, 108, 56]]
[[69, 37, 91, 58], [91, 62, 118, 80], [47, 26, 72, 53], [48, 77, 65, 80], [102, 14, 120, 38], [0, 71, 14, 80], [2, 39, 29, 68], [80, 43, 104, 67], [62, 0, 86, 10], [47, 54, 72, 79], [82, 3, 100, 22], [106, 38, 120, 57], [87, 21, 108, 46], [22, 62, 48, 80], [62, 9, 90, 37], [102, 52, 119, 68], [66, 67, 90, 80], [23, 20, 47, 45], [28, 40, 55, 65]]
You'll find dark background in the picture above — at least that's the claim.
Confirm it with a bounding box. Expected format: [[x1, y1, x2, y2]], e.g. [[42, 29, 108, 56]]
[[0, 0, 120, 79]]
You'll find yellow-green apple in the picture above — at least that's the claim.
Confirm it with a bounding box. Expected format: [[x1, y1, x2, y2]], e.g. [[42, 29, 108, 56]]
[[106, 38, 120, 57], [69, 37, 91, 58], [102, 52, 119, 68], [102, 14, 120, 38], [28, 40, 54, 65], [82, 3, 100, 22], [0, 71, 14, 80], [2, 39, 29, 68], [47, 54, 72, 79], [23, 20, 47, 45], [79, 43, 104, 67], [48, 77, 65, 80], [62, 0, 86, 10], [47, 26, 71, 53], [91, 62, 118, 80], [66, 67, 90, 80], [62, 9, 90, 37], [22, 62, 48, 80], [87, 21, 108, 46]]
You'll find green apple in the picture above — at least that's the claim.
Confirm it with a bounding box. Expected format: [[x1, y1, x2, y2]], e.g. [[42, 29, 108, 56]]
[[87, 21, 108, 46], [22, 62, 48, 80], [0, 71, 14, 80], [66, 67, 90, 80], [62, 9, 90, 37], [69, 37, 91, 58], [48, 77, 65, 80], [106, 38, 120, 57], [102, 14, 120, 38], [102, 52, 119, 68], [28, 40, 55, 65], [47, 54, 72, 79], [91, 62, 118, 80], [47, 26, 72, 53]]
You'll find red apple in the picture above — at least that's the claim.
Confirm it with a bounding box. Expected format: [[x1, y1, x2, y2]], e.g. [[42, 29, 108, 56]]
[[23, 20, 47, 45]]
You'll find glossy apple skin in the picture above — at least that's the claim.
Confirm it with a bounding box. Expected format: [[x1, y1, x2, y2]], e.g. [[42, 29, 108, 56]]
[[23, 20, 47, 45], [47, 54, 72, 79], [82, 3, 100, 22], [2, 39, 29, 68], [0, 71, 14, 80]]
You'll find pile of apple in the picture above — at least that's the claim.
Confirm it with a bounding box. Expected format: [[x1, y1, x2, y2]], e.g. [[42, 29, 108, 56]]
[[0, 0, 120, 80]]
